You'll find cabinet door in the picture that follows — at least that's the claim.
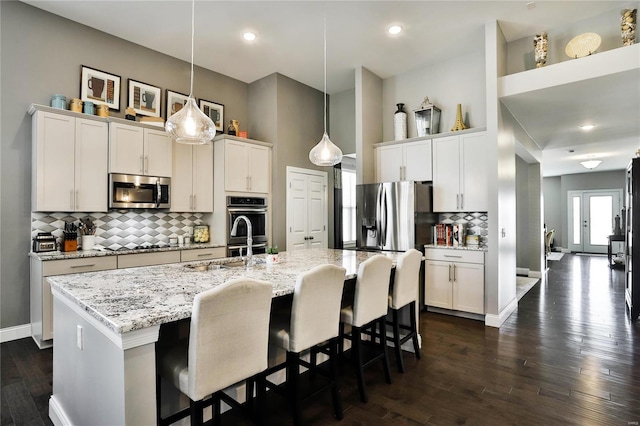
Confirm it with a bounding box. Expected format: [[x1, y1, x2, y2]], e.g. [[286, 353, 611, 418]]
[[144, 128, 172, 177], [404, 139, 432, 181], [171, 142, 193, 212], [224, 140, 249, 192], [75, 119, 108, 212], [460, 132, 487, 211], [192, 142, 213, 212], [452, 262, 484, 314], [248, 144, 270, 193], [33, 112, 76, 211], [433, 136, 461, 212], [424, 260, 453, 309], [376, 145, 403, 182], [109, 122, 144, 175]]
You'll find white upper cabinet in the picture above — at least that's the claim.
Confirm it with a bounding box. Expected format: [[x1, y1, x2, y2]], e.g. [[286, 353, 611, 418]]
[[109, 122, 172, 177], [31, 109, 108, 212], [171, 142, 213, 212], [376, 139, 432, 182], [433, 131, 487, 212], [219, 138, 271, 193]]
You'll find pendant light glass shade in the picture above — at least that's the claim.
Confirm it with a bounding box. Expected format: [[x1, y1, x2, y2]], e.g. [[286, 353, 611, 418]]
[[166, 97, 215, 144], [309, 132, 343, 166], [165, 0, 215, 145], [309, 17, 342, 167]]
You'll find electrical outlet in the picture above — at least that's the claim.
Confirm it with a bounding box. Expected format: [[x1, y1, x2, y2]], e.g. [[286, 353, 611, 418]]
[[76, 325, 83, 350]]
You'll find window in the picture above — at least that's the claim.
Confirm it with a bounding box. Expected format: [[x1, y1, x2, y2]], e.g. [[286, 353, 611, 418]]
[[341, 158, 356, 245]]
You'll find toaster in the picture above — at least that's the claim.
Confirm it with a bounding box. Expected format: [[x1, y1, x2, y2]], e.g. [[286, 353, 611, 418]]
[[33, 232, 57, 253]]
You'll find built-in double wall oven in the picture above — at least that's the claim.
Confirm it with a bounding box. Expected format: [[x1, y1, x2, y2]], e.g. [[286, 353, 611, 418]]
[[226, 196, 268, 257]]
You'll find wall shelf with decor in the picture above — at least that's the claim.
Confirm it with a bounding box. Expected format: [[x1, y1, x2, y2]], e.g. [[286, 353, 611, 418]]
[[374, 126, 487, 147]]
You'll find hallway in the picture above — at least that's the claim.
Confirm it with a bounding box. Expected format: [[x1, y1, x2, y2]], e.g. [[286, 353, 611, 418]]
[[2, 254, 639, 425]]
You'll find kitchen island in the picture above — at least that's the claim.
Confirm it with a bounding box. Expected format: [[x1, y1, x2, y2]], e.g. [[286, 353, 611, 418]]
[[47, 248, 403, 426]]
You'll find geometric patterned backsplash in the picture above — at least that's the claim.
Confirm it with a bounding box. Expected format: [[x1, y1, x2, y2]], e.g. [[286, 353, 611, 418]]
[[31, 211, 208, 250], [438, 212, 489, 246]]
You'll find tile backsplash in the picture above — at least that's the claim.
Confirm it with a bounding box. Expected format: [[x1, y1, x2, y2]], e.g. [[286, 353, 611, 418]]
[[438, 212, 488, 246], [31, 211, 208, 250]]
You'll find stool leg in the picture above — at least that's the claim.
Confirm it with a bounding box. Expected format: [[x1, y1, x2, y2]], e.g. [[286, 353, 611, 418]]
[[156, 373, 163, 426], [212, 396, 221, 426], [310, 345, 317, 381], [352, 326, 368, 403], [410, 301, 421, 359], [329, 338, 343, 419], [287, 351, 303, 426], [392, 308, 405, 373], [339, 322, 345, 354], [256, 374, 266, 426], [190, 399, 203, 426], [379, 317, 392, 384]]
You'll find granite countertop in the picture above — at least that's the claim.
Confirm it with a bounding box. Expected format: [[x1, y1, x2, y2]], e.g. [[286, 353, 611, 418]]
[[30, 242, 226, 261], [424, 244, 488, 252], [47, 248, 402, 336]]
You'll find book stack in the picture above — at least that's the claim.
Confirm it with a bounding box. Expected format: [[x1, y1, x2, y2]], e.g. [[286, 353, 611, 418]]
[[435, 223, 466, 247]]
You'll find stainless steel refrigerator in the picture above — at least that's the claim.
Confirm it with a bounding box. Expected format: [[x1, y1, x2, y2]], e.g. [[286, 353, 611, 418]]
[[356, 181, 437, 252]]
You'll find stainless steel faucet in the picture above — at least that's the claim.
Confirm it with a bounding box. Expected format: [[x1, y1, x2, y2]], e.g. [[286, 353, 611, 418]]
[[230, 215, 252, 267]]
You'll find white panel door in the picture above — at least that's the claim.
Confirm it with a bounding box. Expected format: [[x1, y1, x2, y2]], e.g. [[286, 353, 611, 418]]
[[109, 122, 144, 175], [74, 118, 108, 212], [286, 167, 328, 251], [404, 139, 432, 182]]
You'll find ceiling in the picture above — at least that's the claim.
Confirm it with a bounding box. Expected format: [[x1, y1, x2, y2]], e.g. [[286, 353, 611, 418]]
[[23, 1, 639, 177]]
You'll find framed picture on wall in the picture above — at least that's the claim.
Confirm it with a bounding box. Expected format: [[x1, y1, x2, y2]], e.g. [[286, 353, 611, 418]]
[[80, 65, 121, 110], [165, 90, 189, 118], [199, 99, 224, 132], [127, 79, 161, 117]]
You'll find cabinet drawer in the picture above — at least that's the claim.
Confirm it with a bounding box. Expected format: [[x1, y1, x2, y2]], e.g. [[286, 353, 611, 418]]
[[118, 251, 180, 269], [181, 247, 226, 262], [42, 256, 117, 276], [424, 248, 484, 264]]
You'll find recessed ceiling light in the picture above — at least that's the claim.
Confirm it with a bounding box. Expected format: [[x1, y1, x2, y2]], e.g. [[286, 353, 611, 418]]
[[580, 124, 595, 131], [243, 32, 256, 41], [388, 25, 402, 35]]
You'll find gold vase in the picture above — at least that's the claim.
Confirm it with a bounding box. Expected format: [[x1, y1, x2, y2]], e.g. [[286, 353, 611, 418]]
[[451, 104, 467, 132]]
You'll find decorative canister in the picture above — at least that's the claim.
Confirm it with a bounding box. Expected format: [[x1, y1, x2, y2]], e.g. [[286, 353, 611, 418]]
[[69, 98, 83, 112], [83, 101, 95, 115], [394, 103, 407, 140], [621, 9, 637, 46], [193, 225, 210, 243], [50, 94, 66, 109], [534, 32, 548, 68], [96, 104, 109, 117]]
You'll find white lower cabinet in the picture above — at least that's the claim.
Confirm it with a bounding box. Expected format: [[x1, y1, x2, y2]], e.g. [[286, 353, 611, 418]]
[[424, 248, 485, 314]]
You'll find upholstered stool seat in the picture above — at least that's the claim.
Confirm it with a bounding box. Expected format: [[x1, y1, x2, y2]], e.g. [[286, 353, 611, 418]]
[[156, 278, 273, 426], [386, 248, 423, 373], [339, 254, 393, 403], [265, 264, 346, 426]]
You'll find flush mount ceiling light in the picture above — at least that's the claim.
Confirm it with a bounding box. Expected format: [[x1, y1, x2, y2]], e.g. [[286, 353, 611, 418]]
[[580, 159, 602, 169], [388, 25, 402, 35], [309, 17, 343, 167], [243, 32, 257, 41], [165, 0, 216, 145], [580, 124, 596, 131], [565, 32, 601, 59]]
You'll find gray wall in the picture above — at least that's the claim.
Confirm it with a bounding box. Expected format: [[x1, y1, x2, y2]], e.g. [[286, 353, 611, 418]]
[[516, 156, 543, 272], [543, 170, 625, 249], [249, 73, 329, 251], [330, 88, 356, 155]]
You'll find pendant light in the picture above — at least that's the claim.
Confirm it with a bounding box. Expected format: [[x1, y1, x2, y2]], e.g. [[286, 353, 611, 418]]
[[165, 0, 216, 145], [309, 17, 343, 167]]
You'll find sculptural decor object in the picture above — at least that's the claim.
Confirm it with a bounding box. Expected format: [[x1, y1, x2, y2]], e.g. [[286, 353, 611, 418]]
[[451, 104, 467, 132], [621, 9, 637, 46], [394, 103, 408, 140], [565, 32, 601, 59], [534, 32, 548, 68]]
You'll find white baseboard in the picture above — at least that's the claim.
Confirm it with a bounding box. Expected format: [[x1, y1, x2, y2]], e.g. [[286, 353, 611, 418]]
[[49, 395, 70, 426], [516, 267, 529, 276], [484, 297, 518, 328], [529, 270, 542, 279], [0, 324, 31, 343], [560, 247, 571, 253]]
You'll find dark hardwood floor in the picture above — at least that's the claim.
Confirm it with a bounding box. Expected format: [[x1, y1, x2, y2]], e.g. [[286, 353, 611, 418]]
[[2, 253, 639, 425]]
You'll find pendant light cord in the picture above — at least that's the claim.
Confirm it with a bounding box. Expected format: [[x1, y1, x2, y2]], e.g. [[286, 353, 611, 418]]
[[189, 0, 195, 97], [323, 15, 327, 134]]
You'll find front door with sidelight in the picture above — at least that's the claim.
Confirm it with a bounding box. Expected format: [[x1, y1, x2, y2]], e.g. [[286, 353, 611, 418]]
[[568, 189, 622, 254]]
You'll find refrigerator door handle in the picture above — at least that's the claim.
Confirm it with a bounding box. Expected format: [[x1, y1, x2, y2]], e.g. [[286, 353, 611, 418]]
[[380, 186, 388, 248], [376, 184, 383, 248]]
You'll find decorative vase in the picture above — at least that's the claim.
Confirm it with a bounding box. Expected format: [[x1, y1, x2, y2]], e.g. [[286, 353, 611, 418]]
[[622, 9, 637, 46], [614, 215, 623, 235], [451, 104, 467, 132], [228, 119, 239, 136], [394, 103, 407, 140], [534, 32, 548, 68]]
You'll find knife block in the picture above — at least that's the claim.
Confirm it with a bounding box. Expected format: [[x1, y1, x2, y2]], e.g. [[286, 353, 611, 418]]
[[62, 233, 78, 252]]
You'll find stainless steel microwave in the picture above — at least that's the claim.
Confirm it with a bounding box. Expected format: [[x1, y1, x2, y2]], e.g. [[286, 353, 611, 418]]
[[109, 173, 170, 209]]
